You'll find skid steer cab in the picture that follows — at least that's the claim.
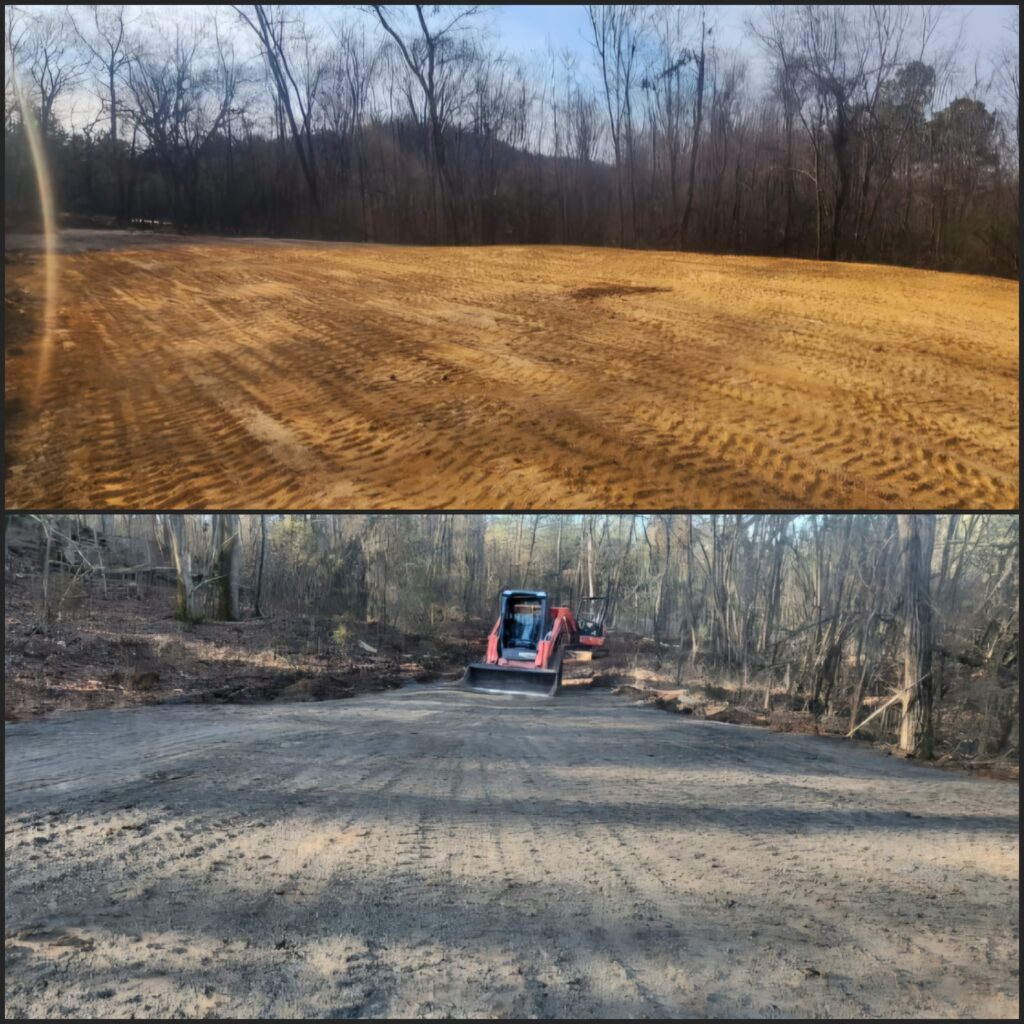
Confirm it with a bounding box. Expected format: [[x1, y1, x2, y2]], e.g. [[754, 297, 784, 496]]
[[463, 590, 578, 697]]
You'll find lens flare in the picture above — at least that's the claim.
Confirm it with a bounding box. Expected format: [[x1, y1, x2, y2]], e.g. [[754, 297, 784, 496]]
[[9, 62, 59, 400]]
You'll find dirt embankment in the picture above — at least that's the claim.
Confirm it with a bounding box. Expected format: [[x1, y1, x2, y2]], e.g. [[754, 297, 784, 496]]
[[5, 686, 1019, 1019], [601, 669, 1019, 781], [5, 233, 1018, 509], [3, 543, 473, 721], [3, 608, 467, 720]]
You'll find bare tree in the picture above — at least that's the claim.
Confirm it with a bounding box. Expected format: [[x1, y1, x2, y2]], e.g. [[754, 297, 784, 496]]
[[123, 16, 237, 229], [16, 8, 87, 140], [234, 4, 325, 226], [680, 4, 708, 247], [366, 4, 482, 243], [67, 5, 132, 149], [587, 4, 646, 247], [749, 5, 805, 253], [643, 5, 695, 246], [896, 513, 937, 757]]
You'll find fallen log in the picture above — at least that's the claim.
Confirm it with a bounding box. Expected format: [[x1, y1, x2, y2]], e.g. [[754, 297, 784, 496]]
[[846, 688, 910, 737]]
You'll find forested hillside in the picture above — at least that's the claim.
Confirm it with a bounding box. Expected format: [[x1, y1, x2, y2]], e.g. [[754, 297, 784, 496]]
[[4, 4, 1019, 275]]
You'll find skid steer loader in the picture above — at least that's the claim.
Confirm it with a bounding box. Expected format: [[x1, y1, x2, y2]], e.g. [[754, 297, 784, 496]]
[[462, 589, 608, 697]]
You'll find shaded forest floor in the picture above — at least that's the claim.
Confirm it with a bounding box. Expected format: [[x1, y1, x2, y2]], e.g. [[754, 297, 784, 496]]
[[5, 231, 1018, 509]]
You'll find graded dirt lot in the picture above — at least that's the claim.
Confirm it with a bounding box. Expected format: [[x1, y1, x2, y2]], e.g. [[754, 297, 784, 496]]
[[5, 686, 1019, 1019], [5, 232, 1018, 509]]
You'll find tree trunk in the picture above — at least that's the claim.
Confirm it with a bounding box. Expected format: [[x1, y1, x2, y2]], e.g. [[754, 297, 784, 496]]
[[166, 516, 198, 623], [41, 519, 54, 622], [586, 518, 596, 598], [553, 516, 563, 601], [214, 513, 241, 621], [897, 514, 937, 758], [680, 15, 706, 247], [254, 515, 267, 617], [522, 515, 540, 588]]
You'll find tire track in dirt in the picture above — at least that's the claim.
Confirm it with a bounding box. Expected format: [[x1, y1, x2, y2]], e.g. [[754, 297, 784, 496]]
[[501, 724, 686, 1017], [5, 238, 1017, 509]]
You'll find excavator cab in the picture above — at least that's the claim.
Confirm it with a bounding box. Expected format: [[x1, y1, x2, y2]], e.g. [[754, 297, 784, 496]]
[[574, 595, 609, 649]]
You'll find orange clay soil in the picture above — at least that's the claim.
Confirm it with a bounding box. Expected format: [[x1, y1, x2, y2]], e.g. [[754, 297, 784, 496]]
[[4, 237, 1019, 509]]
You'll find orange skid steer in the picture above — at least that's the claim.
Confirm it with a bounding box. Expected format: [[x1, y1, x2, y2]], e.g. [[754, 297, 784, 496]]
[[463, 590, 605, 697]]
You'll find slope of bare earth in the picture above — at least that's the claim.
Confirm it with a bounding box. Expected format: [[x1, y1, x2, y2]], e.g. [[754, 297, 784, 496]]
[[5, 232, 1018, 509], [2, 542, 472, 720], [4, 685, 1019, 1019]]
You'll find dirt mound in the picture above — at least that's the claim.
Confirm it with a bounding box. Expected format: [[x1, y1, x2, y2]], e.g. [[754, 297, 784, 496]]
[[569, 283, 671, 299], [5, 237, 1017, 508]]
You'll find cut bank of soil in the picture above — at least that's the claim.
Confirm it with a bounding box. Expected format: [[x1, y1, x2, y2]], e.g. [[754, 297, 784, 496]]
[[5, 233, 1018, 509], [4, 686, 1018, 1019], [2, 529, 474, 720]]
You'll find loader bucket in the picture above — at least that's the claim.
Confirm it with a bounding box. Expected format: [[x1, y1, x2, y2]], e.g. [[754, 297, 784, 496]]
[[463, 662, 560, 697]]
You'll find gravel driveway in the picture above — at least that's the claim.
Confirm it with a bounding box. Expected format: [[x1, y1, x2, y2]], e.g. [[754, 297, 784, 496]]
[[4, 685, 1018, 1018]]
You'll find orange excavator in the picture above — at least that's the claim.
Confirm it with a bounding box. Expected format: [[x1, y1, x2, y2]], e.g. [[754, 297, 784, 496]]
[[463, 589, 608, 697]]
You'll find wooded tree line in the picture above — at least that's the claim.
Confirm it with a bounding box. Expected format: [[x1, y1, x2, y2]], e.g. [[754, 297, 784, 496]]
[[4, 4, 1019, 276], [9, 512, 1018, 759]]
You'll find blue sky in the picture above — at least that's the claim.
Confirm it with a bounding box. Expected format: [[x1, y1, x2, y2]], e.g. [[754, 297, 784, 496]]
[[34, 4, 1019, 70], [27, 4, 1020, 129], [489, 4, 1017, 64], [25, 3, 1020, 60], [484, 4, 1019, 104]]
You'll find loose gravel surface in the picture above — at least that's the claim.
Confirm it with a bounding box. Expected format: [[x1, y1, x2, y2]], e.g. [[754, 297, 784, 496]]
[[4, 685, 1019, 1018]]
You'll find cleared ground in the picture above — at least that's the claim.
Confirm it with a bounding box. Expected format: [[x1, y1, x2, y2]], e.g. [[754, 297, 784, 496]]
[[5, 232, 1018, 509], [5, 685, 1019, 1019]]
